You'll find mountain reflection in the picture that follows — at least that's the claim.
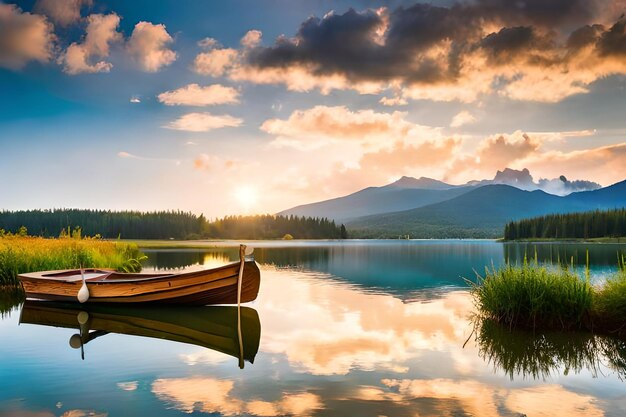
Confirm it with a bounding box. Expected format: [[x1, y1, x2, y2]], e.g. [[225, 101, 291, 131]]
[[474, 318, 626, 381], [143, 242, 626, 303], [143, 241, 507, 300], [19, 301, 261, 367]]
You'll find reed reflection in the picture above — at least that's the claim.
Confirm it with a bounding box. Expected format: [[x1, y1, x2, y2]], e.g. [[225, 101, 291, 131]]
[[474, 318, 626, 381], [0, 288, 23, 318], [19, 301, 261, 368], [504, 242, 626, 268]]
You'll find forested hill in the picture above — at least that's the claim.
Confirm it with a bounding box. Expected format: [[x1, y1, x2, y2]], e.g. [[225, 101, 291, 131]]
[[206, 215, 347, 239], [0, 209, 346, 240], [504, 209, 626, 240]]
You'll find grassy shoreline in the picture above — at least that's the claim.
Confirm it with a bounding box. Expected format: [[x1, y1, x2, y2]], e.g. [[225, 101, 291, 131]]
[[0, 235, 145, 287]]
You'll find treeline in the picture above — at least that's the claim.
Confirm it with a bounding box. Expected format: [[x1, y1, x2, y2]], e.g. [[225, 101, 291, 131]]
[[207, 215, 347, 239], [504, 209, 626, 240], [0, 209, 204, 239], [0, 209, 347, 240]]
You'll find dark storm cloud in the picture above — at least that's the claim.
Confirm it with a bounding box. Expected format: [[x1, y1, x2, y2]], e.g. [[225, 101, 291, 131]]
[[598, 17, 626, 55], [481, 26, 536, 55], [250, 8, 402, 80], [248, 4, 477, 83], [567, 24, 605, 50], [473, 0, 596, 27], [239, 0, 626, 101], [478, 26, 558, 66], [385, 3, 477, 50]]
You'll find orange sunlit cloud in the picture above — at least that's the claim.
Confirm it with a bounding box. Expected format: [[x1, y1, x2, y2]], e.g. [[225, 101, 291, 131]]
[[0, 3, 55, 70], [158, 83, 240, 106], [152, 377, 323, 416]]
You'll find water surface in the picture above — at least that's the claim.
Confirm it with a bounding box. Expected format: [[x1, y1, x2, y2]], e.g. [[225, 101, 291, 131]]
[[1, 240, 625, 416]]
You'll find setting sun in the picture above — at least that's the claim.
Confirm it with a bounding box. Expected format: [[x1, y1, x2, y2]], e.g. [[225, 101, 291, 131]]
[[234, 186, 259, 210]]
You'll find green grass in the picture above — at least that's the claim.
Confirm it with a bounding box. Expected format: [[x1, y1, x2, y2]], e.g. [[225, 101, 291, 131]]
[[591, 256, 626, 334], [471, 257, 592, 330], [470, 254, 626, 335], [0, 235, 146, 287]]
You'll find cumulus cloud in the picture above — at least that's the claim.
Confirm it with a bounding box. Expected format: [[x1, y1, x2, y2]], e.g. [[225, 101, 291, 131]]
[[538, 175, 601, 195], [193, 47, 238, 76], [209, 2, 626, 102], [0, 3, 55, 70], [449, 131, 541, 181], [59, 13, 121, 74], [197, 37, 219, 49], [165, 112, 242, 132], [379, 95, 408, 106], [157, 84, 239, 106], [240, 30, 262, 48], [450, 110, 476, 127], [522, 142, 626, 187], [127, 21, 177, 72], [260, 105, 442, 150], [34, 0, 92, 27]]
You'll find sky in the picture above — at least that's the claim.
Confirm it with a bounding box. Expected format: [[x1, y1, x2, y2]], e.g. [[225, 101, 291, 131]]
[[1, 0, 626, 218]]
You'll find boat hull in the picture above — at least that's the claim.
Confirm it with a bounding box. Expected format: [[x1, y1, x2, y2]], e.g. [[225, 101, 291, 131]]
[[18, 261, 260, 305]]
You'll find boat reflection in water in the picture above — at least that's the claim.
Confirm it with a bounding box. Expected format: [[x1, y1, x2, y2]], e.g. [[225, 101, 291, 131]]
[[473, 318, 626, 381], [19, 301, 261, 368]]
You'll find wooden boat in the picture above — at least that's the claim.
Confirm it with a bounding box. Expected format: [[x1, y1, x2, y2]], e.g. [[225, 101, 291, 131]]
[[20, 301, 261, 367], [17, 245, 260, 305]]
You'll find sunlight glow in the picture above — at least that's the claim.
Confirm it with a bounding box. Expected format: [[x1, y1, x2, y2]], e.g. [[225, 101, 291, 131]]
[[234, 186, 259, 211]]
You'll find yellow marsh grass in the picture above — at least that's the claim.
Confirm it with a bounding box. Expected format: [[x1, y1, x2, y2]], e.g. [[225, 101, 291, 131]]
[[0, 236, 145, 286]]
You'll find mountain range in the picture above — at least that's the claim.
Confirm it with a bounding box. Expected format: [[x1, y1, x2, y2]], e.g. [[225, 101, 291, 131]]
[[278, 169, 626, 238]]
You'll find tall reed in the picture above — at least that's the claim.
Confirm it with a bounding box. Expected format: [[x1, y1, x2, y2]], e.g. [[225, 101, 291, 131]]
[[0, 235, 145, 287], [592, 254, 626, 334], [471, 256, 593, 330]]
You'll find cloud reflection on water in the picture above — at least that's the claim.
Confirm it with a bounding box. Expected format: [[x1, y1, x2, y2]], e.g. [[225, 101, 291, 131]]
[[151, 266, 623, 416], [152, 377, 322, 416]]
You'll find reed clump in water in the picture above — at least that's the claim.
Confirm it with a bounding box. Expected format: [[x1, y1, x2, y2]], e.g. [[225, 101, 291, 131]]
[[0, 228, 146, 287], [471, 252, 626, 335], [471, 256, 593, 330], [591, 255, 626, 334]]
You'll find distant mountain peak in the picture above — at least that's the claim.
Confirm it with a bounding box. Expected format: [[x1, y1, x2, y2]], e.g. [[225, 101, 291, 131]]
[[493, 168, 535, 187], [387, 176, 455, 190], [465, 167, 600, 196]]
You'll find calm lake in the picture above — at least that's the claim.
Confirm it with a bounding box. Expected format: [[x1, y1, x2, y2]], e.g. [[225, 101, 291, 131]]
[[1, 240, 625, 416]]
